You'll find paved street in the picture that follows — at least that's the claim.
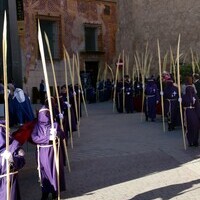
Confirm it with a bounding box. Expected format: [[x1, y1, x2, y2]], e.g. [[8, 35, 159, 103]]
[[19, 102, 200, 200]]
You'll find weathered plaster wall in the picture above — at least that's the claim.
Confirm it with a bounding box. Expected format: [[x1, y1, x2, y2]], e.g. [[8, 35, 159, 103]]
[[21, 0, 117, 100], [117, 0, 200, 74]]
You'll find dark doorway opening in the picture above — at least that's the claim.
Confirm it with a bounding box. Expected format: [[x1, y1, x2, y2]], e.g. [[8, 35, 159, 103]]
[[80, 61, 99, 104], [84, 61, 99, 89]]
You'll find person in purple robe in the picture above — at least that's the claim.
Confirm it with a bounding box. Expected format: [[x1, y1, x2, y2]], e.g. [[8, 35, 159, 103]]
[[163, 78, 179, 131], [31, 107, 66, 200], [144, 77, 160, 121], [182, 85, 200, 147], [0, 120, 25, 200]]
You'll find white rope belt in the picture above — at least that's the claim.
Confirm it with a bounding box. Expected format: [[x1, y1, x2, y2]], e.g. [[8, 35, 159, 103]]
[[166, 99, 177, 101], [184, 106, 195, 109], [146, 95, 155, 98], [37, 140, 60, 187]]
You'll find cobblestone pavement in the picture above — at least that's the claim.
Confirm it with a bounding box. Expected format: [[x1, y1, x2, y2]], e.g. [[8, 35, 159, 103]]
[[19, 102, 200, 200]]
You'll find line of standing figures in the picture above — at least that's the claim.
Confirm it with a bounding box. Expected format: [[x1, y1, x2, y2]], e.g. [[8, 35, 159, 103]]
[[115, 72, 200, 148]]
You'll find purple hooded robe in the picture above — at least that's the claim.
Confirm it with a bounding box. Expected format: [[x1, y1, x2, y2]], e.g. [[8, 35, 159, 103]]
[[182, 86, 200, 146], [31, 107, 66, 197], [0, 121, 25, 200]]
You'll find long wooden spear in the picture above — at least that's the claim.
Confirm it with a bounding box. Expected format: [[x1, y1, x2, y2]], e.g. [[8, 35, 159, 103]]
[[3, 11, 10, 200], [113, 54, 121, 112], [96, 65, 102, 102], [170, 46, 176, 83], [44, 33, 71, 172], [157, 39, 166, 132], [125, 55, 129, 75], [63, 51, 73, 149], [71, 54, 80, 137], [74, 54, 81, 121], [38, 20, 60, 199], [75, 53, 88, 117], [122, 50, 125, 113], [107, 64, 114, 82], [190, 48, 195, 74], [163, 52, 168, 72], [63, 48, 80, 137], [176, 34, 186, 150]]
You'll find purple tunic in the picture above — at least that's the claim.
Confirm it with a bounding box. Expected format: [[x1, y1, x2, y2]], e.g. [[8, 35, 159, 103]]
[[182, 86, 200, 146], [31, 107, 66, 195], [0, 121, 25, 200]]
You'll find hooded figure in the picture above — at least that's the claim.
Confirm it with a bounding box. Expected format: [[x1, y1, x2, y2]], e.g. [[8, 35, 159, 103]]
[[124, 75, 134, 113], [31, 107, 66, 200], [0, 120, 25, 200], [163, 78, 179, 131], [12, 88, 35, 126], [59, 85, 77, 138], [182, 86, 200, 147], [144, 78, 160, 121]]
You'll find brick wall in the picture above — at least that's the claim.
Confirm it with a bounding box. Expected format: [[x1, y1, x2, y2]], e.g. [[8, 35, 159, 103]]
[[21, 0, 117, 101]]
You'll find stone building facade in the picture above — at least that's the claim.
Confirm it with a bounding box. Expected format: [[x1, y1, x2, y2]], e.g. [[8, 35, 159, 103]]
[[16, 0, 117, 101], [117, 0, 200, 75]]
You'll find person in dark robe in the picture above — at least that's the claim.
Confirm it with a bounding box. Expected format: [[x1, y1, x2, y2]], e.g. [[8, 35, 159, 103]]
[[163, 78, 179, 131], [97, 80, 105, 102], [12, 88, 35, 126], [74, 84, 82, 119], [59, 85, 77, 139], [144, 77, 160, 121], [115, 80, 123, 113], [104, 78, 113, 101], [0, 120, 25, 200], [124, 75, 134, 113], [31, 107, 66, 200], [133, 76, 143, 112], [39, 80, 46, 105], [0, 80, 4, 103], [182, 85, 200, 147]]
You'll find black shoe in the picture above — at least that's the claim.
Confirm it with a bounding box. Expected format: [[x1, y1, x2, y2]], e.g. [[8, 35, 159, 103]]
[[168, 124, 173, 131], [41, 192, 49, 200], [52, 191, 58, 200], [151, 119, 155, 122], [194, 143, 199, 147], [146, 116, 148, 121]]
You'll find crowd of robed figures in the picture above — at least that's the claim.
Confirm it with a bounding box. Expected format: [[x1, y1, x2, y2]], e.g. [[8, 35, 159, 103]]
[[114, 71, 200, 148], [1, 70, 200, 199], [0, 81, 82, 200]]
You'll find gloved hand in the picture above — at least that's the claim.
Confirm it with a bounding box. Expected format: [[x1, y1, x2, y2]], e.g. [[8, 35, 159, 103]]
[[18, 149, 25, 157], [64, 101, 71, 108], [1, 150, 13, 166], [193, 97, 196, 105], [178, 97, 182, 103], [49, 127, 57, 141], [58, 113, 64, 119]]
